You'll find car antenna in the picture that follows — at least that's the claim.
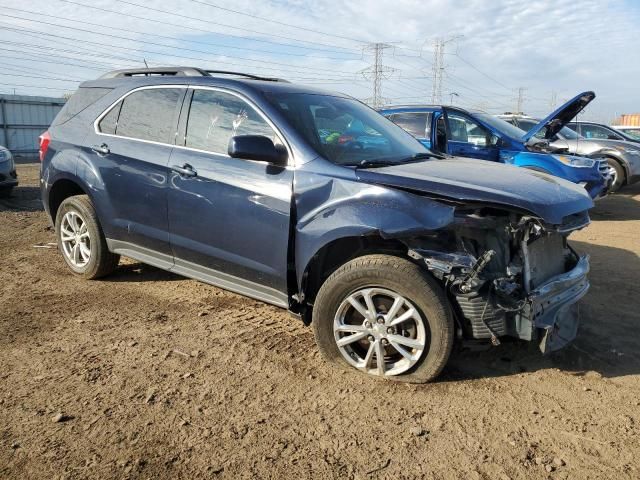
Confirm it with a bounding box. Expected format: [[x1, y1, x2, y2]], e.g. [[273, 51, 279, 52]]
[[143, 58, 149, 68]]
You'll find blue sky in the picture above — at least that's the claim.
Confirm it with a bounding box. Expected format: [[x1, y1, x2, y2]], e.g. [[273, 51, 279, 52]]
[[0, 0, 638, 122]]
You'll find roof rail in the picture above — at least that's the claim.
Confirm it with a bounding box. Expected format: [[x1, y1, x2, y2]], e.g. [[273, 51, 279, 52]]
[[99, 67, 209, 78], [99, 66, 288, 82]]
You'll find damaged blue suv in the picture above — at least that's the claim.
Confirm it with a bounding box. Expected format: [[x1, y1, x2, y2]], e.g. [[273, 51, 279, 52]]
[[40, 67, 593, 383]]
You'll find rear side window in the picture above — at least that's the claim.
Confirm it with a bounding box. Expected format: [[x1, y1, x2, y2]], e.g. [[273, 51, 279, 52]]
[[98, 101, 121, 135], [389, 112, 431, 138], [52, 87, 112, 125], [185, 89, 276, 154], [101, 88, 182, 143]]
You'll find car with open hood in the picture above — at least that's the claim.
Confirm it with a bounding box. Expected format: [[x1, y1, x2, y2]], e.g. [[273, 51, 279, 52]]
[[378, 95, 610, 199], [40, 67, 593, 383], [499, 93, 640, 192]]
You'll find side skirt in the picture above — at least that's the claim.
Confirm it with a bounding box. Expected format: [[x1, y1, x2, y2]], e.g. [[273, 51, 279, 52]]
[[106, 239, 289, 308]]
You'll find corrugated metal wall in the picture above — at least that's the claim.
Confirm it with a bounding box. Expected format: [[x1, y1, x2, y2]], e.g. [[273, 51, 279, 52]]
[[614, 113, 640, 126], [0, 94, 66, 158]]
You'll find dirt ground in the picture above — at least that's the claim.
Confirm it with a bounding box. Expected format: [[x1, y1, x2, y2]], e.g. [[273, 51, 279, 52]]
[[1, 162, 638, 480]]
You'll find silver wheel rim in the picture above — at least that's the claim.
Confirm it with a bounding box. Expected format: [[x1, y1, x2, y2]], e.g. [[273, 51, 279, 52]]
[[60, 211, 91, 268], [333, 287, 427, 377], [607, 164, 618, 186]]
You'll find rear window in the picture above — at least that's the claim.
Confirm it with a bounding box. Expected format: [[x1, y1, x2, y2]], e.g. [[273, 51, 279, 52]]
[[98, 88, 183, 143], [52, 87, 112, 125], [389, 112, 431, 138]]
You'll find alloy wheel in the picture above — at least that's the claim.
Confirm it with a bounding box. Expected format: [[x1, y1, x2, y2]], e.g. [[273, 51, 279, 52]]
[[333, 287, 428, 377], [60, 211, 91, 268]]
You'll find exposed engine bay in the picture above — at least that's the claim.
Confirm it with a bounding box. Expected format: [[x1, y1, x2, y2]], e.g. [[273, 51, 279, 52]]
[[405, 207, 591, 353]]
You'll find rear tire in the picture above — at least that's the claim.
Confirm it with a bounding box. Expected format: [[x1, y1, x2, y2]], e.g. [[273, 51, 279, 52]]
[[312, 254, 454, 383], [0, 187, 13, 198], [55, 195, 119, 279]]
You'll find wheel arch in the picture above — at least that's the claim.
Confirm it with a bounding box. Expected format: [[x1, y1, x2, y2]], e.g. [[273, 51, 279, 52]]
[[48, 177, 90, 224], [299, 234, 408, 323]]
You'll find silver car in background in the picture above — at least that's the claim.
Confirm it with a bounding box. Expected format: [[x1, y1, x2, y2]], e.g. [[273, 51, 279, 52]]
[[0, 145, 18, 197], [501, 114, 640, 192]]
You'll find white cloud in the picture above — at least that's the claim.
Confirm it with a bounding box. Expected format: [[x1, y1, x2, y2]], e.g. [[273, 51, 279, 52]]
[[0, 0, 638, 121]]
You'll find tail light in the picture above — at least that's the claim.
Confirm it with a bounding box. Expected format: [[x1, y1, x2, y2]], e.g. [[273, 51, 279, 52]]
[[39, 131, 51, 162]]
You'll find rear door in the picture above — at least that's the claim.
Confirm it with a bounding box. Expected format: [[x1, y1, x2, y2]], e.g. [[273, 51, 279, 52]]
[[166, 87, 293, 306], [89, 86, 185, 262], [444, 110, 499, 161]]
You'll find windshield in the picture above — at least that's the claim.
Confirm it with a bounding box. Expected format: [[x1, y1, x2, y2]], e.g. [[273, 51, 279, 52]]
[[473, 113, 527, 139], [265, 93, 429, 165], [558, 126, 581, 140], [619, 128, 640, 140]]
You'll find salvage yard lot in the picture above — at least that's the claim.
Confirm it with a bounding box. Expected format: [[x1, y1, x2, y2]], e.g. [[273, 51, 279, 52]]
[[1, 162, 638, 480]]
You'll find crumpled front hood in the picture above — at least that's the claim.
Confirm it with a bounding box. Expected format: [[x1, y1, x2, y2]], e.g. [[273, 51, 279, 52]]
[[356, 157, 593, 225]]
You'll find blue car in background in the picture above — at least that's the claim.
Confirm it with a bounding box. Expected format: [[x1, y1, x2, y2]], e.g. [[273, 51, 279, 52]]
[[379, 91, 610, 199]]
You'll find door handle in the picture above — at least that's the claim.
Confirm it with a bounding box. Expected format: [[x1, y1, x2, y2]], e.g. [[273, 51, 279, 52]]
[[91, 143, 110, 155], [171, 164, 197, 177]]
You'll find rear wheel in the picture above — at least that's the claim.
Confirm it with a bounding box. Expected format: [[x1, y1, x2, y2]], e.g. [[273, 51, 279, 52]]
[[0, 187, 13, 198], [312, 255, 454, 383], [55, 195, 119, 279]]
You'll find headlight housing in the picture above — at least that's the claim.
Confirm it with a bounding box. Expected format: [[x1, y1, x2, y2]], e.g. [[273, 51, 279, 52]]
[[553, 154, 595, 168], [0, 149, 10, 164]]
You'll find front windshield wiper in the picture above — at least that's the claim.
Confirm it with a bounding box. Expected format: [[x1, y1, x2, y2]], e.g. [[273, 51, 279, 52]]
[[346, 152, 442, 169]]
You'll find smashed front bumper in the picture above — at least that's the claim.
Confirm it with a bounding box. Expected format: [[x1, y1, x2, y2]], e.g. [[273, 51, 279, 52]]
[[526, 255, 590, 353]]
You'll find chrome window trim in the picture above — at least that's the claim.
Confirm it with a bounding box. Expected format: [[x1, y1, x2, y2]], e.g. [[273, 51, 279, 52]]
[[93, 83, 294, 167]]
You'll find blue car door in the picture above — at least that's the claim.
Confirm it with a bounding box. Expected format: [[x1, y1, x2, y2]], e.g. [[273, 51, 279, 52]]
[[443, 109, 500, 162], [167, 87, 293, 307], [88, 86, 185, 261]]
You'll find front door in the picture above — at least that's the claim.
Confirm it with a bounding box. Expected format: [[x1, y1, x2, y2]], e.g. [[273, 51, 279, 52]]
[[167, 88, 293, 306], [444, 110, 499, 162]]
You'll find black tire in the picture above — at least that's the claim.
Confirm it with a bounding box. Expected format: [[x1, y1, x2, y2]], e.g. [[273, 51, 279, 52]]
[[312, 254, 454, 383], [55, 195, 119, 279], [0, 187, 13, 198], [607, 159, 626, 193]]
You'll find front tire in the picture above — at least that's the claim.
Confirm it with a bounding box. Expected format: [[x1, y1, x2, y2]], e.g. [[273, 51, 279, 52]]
[[55, 195, 119, 279], [607, 159, 625, 192], [312, 254, 454, 383]]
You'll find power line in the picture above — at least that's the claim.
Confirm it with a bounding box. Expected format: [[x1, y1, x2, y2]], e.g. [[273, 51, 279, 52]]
[[0, 22, 362, 78], [0, 5, 362, 61], [183, 0, 368, 44], [112, 0, 360, 53], [56, 0, 358, 54]]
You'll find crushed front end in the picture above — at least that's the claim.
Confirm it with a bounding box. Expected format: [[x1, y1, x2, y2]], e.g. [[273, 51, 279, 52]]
[[407, 207, 590, 353]]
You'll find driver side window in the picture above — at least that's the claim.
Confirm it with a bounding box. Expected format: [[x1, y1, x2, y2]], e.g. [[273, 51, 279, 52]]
[[447, 112, 490, 146]]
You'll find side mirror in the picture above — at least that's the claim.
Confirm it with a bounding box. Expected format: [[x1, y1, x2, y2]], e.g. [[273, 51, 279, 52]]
[[228, 135, 288, 166]]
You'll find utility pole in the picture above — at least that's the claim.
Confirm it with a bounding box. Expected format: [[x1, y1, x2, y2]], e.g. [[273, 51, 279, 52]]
[[549, 90, 558, 110], [430, 36, 460, 104], [514, 87, 527, 114], [359, 43, 395, 108]]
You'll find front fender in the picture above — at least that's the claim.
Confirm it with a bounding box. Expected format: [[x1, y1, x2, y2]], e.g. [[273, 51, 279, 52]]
[[294, 168, 456, 290], [587, 148, 634, 176], [510, 151, 600, 183]]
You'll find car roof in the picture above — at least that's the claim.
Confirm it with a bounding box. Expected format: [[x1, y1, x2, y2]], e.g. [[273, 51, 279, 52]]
[[80, 73, 348, 98], [378, 104, 486, 115]]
